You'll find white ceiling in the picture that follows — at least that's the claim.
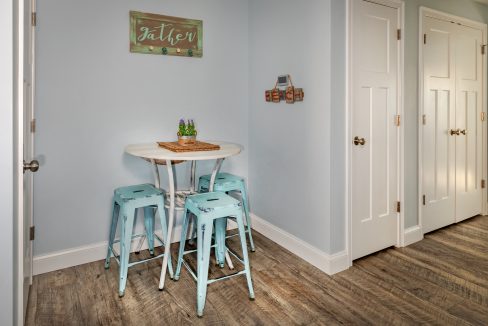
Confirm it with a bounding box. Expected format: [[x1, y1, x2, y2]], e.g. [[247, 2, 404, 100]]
[[474, 0, 488, 5]]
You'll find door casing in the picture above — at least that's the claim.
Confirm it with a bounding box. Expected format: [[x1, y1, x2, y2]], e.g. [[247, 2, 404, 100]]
[[346, 0, 405, 266], [14, 0, 25, 324], [14, 0, 36, 324], [418, 7, 488, 234]]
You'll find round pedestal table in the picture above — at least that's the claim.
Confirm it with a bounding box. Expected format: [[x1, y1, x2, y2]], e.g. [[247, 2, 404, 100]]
[[125, 141, 242, 290]]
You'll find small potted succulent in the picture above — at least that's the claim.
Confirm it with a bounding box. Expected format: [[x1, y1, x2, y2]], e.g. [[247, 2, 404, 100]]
[[177, 118, 197, 146]]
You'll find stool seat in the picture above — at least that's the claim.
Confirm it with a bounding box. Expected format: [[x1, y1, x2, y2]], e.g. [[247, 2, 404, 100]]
[[199, 173, 244, 190], [185, 192, 241, 214], [105, 183, 173, 297], [114, 184, 164, 201]]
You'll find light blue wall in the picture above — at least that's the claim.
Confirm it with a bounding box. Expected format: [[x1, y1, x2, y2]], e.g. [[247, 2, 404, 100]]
[[0, 0, 14, 323], [34, 0, 249, 255], [248, 0, 332, 252], [330, 0, 347, 253], [34, 0, 488, 261], [403, 0, 488, 228]]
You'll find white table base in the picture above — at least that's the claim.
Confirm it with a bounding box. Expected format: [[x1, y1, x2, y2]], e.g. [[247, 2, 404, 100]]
[[158, 158, 234, 291]]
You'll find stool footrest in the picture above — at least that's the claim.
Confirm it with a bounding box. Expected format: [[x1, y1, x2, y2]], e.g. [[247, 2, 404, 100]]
[[127, 252, 167, 268], [207, 270, 247, 284], [107, 231, 169, 267], [181, 242, 220, 256], [111, 232, 146, 245], [109, 245, 169, 268], [181, 257, 248, 285], [227, 247, 244, 265], [111, 233, 167, 250]]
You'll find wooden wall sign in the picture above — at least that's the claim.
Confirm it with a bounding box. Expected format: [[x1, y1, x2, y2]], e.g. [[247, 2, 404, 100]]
[[130, 11, 203, 58], [265, 75, 304, 104]]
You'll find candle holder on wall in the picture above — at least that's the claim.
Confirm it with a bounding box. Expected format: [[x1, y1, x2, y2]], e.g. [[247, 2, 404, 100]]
[[265, 75, 304, 104]]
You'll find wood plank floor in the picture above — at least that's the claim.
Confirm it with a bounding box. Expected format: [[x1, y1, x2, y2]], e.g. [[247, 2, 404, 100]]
[[26, 215, 488, 325]]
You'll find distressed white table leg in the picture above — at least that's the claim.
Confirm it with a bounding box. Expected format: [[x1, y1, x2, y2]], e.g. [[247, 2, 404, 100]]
[[151, 159, 161, 189], [190, 160, 196, 192], [135, 159, 162, 253], [208, 158, 223, 191], [188, 161, 197, 245], [159, 159, 175, 290], [210, 159, 234, 270]]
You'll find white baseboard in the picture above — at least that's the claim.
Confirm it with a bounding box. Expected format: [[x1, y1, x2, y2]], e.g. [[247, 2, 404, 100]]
[[403, 225, 423, 246], [250, 214, 349, 275], [34, 214, 350, 276], [34, 226, 182, 276], [34, 241, 110, 276]]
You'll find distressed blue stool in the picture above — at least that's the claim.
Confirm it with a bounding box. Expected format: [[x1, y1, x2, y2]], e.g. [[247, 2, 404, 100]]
[[105, 184, 174, 297], [198, 173, 255, 252], [174, 192, 255, 317]]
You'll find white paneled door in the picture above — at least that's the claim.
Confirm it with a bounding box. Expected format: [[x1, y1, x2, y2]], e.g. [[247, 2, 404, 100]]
[[422, 16, 457, 232], [455, 24, 483, 222], [422, 13, 484, 233], [351, 0, 401, 260]]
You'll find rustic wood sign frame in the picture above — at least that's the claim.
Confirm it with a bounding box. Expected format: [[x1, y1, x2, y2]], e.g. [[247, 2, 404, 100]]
[[130, 11, 203, 58]]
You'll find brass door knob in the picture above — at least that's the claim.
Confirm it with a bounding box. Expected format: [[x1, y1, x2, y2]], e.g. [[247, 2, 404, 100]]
[[450, 129, 460, 136], [353, 136, 366, 146], [23, 160, 39, 173], [460, 129, 467, 135]]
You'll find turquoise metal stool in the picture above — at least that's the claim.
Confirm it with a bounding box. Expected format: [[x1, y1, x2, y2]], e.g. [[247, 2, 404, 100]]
[[198, 173, 255, 252], [105, 184, 174, 297], [174, 192, 255, 317]]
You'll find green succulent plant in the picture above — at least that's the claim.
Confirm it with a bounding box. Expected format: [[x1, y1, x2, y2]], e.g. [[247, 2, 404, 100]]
[[177, 118, 197, 137]]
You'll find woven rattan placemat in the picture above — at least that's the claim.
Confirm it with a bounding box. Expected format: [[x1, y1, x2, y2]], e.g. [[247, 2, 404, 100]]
[[157, 141, 221, 152]]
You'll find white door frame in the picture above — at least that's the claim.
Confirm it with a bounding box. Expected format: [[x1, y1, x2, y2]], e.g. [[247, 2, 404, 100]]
[[25, 0, 36, 288], [346, 0, 405, 266], [0, 0, 15, 325], [14, 0, 26, 324], [418, 7, 488, 234]]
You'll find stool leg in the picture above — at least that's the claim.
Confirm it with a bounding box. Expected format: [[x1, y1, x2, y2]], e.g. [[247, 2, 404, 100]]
[[188, 213, 196, 245], [239, 184, 255, 252], [119, 205, 135, 297], [197, 179, 206, 193], [189, 182, 207, 246], [143, 206, 155, 255], [236, 209, 255, 300], [214, 218, 227, 268], [197, 218, 213, 317], [157, 198, 174, 280], [105, 199, 119, 269], [174, 207, 191, 281], [191, 214, 198, 241]]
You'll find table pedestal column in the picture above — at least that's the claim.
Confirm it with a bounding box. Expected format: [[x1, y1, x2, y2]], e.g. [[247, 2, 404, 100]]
[[159, 159, 176, 290]]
